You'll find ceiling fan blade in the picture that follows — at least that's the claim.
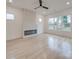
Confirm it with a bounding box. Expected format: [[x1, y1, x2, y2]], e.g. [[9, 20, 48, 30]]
[[42, 6, 48, 9], [39, 0, 42, 6], [34, 0, 48, 10]]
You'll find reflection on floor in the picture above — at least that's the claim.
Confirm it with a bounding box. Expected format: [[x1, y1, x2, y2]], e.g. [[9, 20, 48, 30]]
[[6, 34, 72, 59]]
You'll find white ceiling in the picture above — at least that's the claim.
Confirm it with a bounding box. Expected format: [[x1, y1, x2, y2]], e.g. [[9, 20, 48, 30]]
[[6, 0, 72, 15]]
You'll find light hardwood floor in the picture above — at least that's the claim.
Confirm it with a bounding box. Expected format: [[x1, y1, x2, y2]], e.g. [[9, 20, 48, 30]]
[[6, 34, 72, 59]]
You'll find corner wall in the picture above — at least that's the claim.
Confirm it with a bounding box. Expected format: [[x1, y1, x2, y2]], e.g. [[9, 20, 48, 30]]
[[6, 6, 44, 40], [6, 6, 23, 40]]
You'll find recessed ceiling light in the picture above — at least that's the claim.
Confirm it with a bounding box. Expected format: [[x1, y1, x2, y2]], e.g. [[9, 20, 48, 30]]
[[66, 2, 70, 5], [9, 0, 13, 3]]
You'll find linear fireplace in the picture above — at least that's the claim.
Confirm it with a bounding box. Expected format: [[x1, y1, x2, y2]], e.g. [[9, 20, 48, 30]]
[[24, 29, 37, 36]]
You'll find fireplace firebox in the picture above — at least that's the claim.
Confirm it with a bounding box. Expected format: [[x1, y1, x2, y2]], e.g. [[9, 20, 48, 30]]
[[24, 29, 37, 36]]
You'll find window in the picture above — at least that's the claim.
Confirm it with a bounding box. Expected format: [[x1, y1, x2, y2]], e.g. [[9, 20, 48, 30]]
[[48, 15, 71, 32], [6, 13, 15, 20], [57, 16, 63, 30], [62, 15, 71, 31], [48, 18, 55, 30]]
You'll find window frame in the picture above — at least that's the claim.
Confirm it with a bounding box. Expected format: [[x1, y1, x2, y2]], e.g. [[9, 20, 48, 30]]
[[48, 15, 72, 32], [6, 13, 15, 20]]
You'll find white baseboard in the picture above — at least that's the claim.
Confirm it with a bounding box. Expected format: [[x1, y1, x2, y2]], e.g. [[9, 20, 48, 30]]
[[23, 34, 38, 38]]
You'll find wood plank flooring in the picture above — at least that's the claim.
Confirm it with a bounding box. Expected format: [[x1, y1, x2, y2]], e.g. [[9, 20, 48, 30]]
[[6, 34, 72, 59]]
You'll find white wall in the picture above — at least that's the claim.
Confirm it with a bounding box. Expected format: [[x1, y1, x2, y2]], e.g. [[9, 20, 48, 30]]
[[23, 10, 44, 37], [23, 9, 37, 30], [6, 6, 44, 40], [6, 6, 23, 40], [36, 14, 44, 34], [44, 8, 72, 38], [23, 9, 37, 37]]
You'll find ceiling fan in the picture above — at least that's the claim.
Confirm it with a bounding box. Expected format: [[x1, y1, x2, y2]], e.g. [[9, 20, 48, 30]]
[[34, 0, 48, 9]]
